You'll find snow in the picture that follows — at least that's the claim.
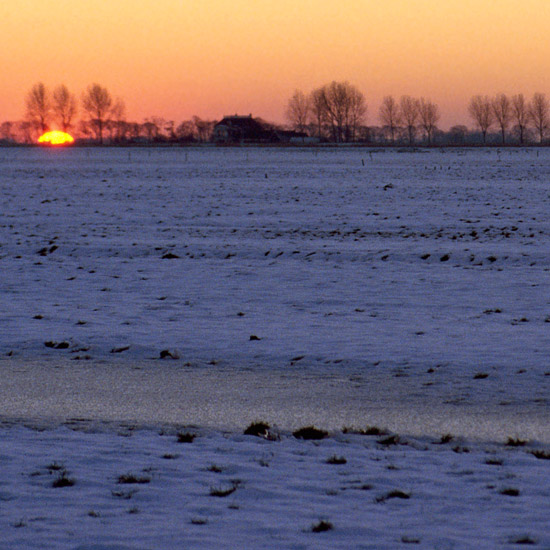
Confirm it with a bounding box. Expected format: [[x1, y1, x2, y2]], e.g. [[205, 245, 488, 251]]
[[0, 146, 549, 548], [0, 425, 549, 549]]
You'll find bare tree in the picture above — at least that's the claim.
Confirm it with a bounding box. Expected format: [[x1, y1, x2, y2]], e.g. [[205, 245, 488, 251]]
[[347, 86, 367, 141], [77, 119, 93, 140], [286, 90, 310, 134], [109, 97, 126, 142], [400, 96, 419, 145], [128, 122, 141, 141], [378, 95, 400, 144], [164, 120, 175, 140], [25, 82, 51, 133], [319, 82, 347, 142], [418, 98, 440, 145], [81, 83, 113, 144], [314, 81, 366, 142], [448, 125, 468, 145], [18, 120, 36, 144], [0, 121, 15, 142], [491, 94, 512, 144], [511, 94, 529, 145], [309, 88, 326, 139], [193, 116, 215, 142], [529, 92, 550, 143], [175, 120, 195, 142], [52, 85, 77, 133], [468, 95, 493, 144], [142, 119, 159, 141]]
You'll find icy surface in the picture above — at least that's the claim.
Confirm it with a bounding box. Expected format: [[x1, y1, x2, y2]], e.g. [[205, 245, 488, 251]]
[[0, 147, 549, 547]]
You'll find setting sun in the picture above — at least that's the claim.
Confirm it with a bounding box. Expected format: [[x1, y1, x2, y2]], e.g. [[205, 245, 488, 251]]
[[37, 130, 74, 145]]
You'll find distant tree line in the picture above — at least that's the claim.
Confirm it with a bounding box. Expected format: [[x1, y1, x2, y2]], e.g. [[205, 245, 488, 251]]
[[286, 85, 550, 146], [2, 81, 550, 146], [0, 82, 217, 145]]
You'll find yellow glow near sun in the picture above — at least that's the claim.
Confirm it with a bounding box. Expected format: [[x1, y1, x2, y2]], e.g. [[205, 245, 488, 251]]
[[38, 131, 74, 145]]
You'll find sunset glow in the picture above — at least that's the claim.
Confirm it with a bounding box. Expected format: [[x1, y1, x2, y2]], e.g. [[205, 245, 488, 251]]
[[38, 131, 74, 145], [2, 1, 550, 128]]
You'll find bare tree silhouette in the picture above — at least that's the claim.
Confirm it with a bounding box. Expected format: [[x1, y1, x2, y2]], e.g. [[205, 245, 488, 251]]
[[400, 96, 419, 145], [286, 90, 310, 133], [52, 85, 77, 133], [311, 81, 366, 142], [347, 86, 367, 141], [511, 94, 529, 145], [449, 125, 468, 145], [142, 119, 159, 141], [309, 88, 326, 139], [491, 94, 512, 144], [25, 82, 51, 134], [0, 121, 15, 142], [81, 83, 113, 144], [193, 116, 215, 142], [319, 82, 346, 142], [468, 95, 493, 144], [176, 120, 196, 142], [109, 97, 126, 142], [379, 95, 400, 144], [529, 93, 550, 143], [418, 98, 440, 145], [19, 120, 35, 144]]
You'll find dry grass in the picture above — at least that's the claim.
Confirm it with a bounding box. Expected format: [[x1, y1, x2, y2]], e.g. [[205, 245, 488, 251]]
[[293, 426, 328, 440]]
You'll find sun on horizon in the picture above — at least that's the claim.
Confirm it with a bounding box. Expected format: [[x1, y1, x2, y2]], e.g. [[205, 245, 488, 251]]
[[37, 131, 74, 146]]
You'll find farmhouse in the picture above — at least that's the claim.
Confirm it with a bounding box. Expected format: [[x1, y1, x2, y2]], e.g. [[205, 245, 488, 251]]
[[212, 115, 274, 144]]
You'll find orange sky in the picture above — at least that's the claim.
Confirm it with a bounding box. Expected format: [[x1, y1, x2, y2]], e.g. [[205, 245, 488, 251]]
[[2, 0, 550, 129]]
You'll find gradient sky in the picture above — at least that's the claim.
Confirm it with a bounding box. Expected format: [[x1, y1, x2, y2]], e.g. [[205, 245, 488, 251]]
[[2, 0, 550, 129]]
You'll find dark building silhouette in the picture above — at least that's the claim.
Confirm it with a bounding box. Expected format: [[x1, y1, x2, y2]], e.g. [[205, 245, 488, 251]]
[[213, 115, 273, 144], [212, 114, 307, 144]]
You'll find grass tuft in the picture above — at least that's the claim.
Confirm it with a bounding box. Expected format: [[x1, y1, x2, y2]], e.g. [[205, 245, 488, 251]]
[[311, 520, 333, 533], [401, 536, 421, 544], [177, 432, 196, 443], [326, 455, 347, 465], [161, 453, 179, 460], [509, 535, 536, 545], [530, 450, 550, 460], [293, 426, 328, 440], [111, 489, 138, 499], [117, 473, 151, 484], [376, 490, 410, 503], [500, 487, 520, 497], [343, 425, 387, 436], [244, 421, 271, 437], [52, 471, 75, 488], [506, 437, 527, 447], [378, 434, 401, 446], [209, 481, 240, 497]]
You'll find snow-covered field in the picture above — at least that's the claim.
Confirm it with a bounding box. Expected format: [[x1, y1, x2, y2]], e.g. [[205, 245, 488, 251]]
[[1, 146, 549, 548]]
